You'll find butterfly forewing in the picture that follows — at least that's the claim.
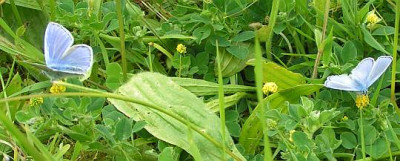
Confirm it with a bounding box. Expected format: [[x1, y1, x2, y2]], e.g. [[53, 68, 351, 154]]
[[366, 56, 392, 87], [349, 58, 374, 88], [45, 22, 74, 66]]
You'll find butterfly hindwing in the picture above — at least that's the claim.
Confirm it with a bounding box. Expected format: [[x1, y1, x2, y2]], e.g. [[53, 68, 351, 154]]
[[48, 44, 93, 74], [324, 74, 363, 91]]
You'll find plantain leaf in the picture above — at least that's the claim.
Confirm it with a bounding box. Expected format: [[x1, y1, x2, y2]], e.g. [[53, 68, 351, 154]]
[[206, 92, 248, 112], [171, 77, 255, 96], [247, 60, 306, 90], [239, 84, 323, 154], [108, 72, 246, 161], [214, 45, 253, 77]]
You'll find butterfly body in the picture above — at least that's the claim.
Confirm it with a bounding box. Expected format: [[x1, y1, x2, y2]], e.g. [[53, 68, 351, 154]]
[[42, 22, 93, 81], [324, 56, 392, 93]]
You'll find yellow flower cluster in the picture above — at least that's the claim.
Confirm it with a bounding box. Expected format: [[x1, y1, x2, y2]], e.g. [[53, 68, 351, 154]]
[[355, 94, 369, 110], [262, 82, 278, 95], [366, 11, 381, 29], [367, 12, 380, 24], [289, 130, 295, 142], [176, 44, 187, 54], [29, 97, 44, 107], [50, 83, 66, 94], [266, 119, 277, 129], [341, 115, 348, 122]]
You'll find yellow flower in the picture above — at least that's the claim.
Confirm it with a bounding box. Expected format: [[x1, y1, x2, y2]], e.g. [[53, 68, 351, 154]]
[[341, 115, 348, 122], [356, 94, 369, 110], [366, 11, 381, 24], [29, 97, 44, 107], [262, 82, 278, 94], [204, 0, 212, 4], [176, 44, 187, 54], [289, 130, 295, 142], [266, 119, 277, 129], [50, 83, 66, 94]]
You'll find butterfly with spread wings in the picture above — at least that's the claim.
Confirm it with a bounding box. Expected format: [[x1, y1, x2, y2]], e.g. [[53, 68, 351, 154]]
[[324, 56, 392, 93]]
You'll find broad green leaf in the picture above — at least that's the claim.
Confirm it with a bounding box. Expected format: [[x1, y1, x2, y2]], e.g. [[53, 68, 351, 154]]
[[159, 147, 178, 161], [256, 26, 271, 42], [341, 41, 357, 63], [5, 0, 41, 10], [206, 92, 247, 112], [115, 118, 132, 141], [372, 26, 395, 35], [293, 131, 313, 151], [247, 61, 306, 90], [232, 31, 255, 42], [108, 72, 246, 161], [239, 84, 323, 154], [171, 77, 255, 96], [215, 47, 252, 77], [193, 25, 211, 44], [361, 25, 389, 54], [106, 63, 123, 90], [340, 132, 357, 149], [227, 45, 249, 60], [366, 138, 387, 159], [358, 124, 377, 145]]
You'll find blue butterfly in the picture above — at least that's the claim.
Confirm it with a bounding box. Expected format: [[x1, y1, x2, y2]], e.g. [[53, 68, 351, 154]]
[[324, 56, 392, 93], [37, 22, 93, 81]]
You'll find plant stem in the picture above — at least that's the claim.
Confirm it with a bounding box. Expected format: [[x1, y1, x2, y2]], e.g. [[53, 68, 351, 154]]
[[49, 0, 55, 21], [216, 40, 226, 161], [115, 0, 127, 81], [390, 0, 399, 104], [255, 36, 273, 161], [265, 0, 280, 60], [360, 109, 366, 160], [94, 32, 110, 66], [9, 0, 23, 26], [311, 0, 330, 79]]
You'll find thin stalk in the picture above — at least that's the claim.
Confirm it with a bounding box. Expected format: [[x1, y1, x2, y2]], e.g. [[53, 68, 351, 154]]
[[265, 0, 280, 60], [0, 83, 244, 161], [49, 0, 55, 21], [179, 54, 182, 77], [0, 72, 10, 120], [360, 109, 366, 160], [9, 0, 23, 26], [35, 0, 50, 20], [311, 0, 330, 79], [390, 0, 399, 103], [254, 37, 273, 161], [384, 132, 394, 161], [386, 116, 400, 150], [148, 45, 153, 72], [115, 0, 127, 81], [216, 40, 226, 160], [94, 32, 110, 66]]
